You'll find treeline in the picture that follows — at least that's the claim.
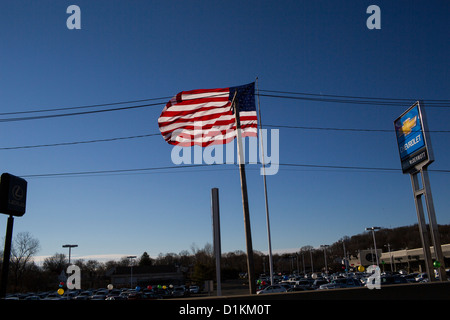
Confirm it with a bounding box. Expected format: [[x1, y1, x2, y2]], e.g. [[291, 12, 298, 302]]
[[1, 224, 449, 293]]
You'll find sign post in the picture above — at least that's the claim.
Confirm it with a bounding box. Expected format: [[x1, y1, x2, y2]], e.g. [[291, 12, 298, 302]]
[[0, 173, 28, 298], [394, 102, 446, 281]]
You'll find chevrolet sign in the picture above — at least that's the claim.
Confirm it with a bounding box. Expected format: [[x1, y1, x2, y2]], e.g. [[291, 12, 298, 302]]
[[394, 102, 434, 174]]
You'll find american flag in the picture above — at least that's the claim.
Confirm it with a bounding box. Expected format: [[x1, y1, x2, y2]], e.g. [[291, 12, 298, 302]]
[[158, 83, 258, 147]]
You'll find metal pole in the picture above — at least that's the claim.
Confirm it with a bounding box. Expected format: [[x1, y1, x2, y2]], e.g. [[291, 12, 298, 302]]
[[127, 256, 136, 288], [0, 215, 14, 298], [62, 244, 78, 265], [211, 188, 222, 296], [420, 167, 447, 281], [255, 78, 274, 286], [321, 245, 328, 274], [233, 93, 256, 294], [366, 227, 380, 267], [301, 251, 305, 274], [410, 172, 435, 280], [342, 240, 348, 274], [386, 244, 393, 273]]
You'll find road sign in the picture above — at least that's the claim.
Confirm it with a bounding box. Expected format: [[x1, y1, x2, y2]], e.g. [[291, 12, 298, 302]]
[[394, 101, 433, 174], [0, 173, 27, 216]]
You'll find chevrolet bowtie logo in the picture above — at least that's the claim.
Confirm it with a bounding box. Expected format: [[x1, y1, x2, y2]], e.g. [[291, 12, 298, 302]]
[[399, 116, 417, 136]]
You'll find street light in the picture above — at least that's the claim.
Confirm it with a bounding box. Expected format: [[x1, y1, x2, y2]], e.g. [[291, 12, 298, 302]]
[[127, 256, 137, 289], [62, 244, 78, 264], [365, 227, 381, 266], [384, 243, 393, 273], [342, 240, 348, 274], [320, 245, 329, 274]]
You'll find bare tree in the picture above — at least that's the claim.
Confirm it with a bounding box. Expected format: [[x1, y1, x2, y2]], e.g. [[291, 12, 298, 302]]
[[10, 232, 40, 289]]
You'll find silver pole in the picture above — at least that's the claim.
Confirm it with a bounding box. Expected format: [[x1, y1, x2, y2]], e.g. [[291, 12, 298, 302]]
[[420, 167, 447, 281], [255, 78, 274, 285], [320, 245, 329, 274], [127, 256, 136, 288], [410, 172, 435, 280], [342, 240, 348, 274]]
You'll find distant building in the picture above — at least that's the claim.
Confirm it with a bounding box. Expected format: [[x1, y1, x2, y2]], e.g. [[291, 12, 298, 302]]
[[348, 243, 450, 273], [108, 265, 186, 288]]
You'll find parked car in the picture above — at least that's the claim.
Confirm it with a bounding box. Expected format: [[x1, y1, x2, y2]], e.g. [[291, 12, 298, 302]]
[[401, 273, 418, 283], [294, 280, 313, 290], [171, 286, 187, 297], [415, 273, 428, 282], [42, 292, 62, 300], [189, 285, 200, 294], [311, 279, 329, 289], [73, 290, 93, 300], [380, 275, 408, 285], [256, 284, 287, 294], [319, 277, 362, 289]]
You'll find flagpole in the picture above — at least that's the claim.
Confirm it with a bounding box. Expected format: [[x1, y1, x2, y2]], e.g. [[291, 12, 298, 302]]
[[232, 92, 256, 294], [255, 77, 274, 285]]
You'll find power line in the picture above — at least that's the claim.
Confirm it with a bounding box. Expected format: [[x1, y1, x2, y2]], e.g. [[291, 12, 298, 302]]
[[1, 89, 449, 124], [259, 89, 450, 107], [264, 124, 450, 133], [19, 162, 450, 179], [258, 93, 450, 108], [0, 101, 166, 123], [0, 96, 171, 116], [2, 123, 450, 151], [20, 164, 219, 178], [0, 133, 160, 150]]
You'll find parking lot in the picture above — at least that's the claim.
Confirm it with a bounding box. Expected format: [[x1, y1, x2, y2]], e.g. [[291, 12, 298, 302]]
[[3, 269, 449, 300]]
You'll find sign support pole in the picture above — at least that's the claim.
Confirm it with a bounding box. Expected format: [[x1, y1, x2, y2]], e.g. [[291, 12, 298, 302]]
[[0, 215, 14, 298], [410, 171, 435, 280], [420, 167, 447, 281]]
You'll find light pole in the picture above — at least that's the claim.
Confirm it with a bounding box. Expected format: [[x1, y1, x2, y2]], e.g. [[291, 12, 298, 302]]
[[384, 243, 393, 273], [62, 244, 78, 264], [366, 227, 381, 266], [342, 240, 348, 274], [320, 245, 329, 274], [127, 256, 137, 289], [301, 249, 306, 275]]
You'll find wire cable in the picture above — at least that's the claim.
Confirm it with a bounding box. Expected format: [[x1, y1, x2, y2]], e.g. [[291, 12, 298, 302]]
[[1, 89, 449, 123], [19, 162, 450, 179], [0, 96, 171, 116], [0, 133, 160, 150]]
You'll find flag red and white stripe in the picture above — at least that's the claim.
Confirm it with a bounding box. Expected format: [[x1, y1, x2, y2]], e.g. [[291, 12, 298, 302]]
[[158, 84, 257, 147]]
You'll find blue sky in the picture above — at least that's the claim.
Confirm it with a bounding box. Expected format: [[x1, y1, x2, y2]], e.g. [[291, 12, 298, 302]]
[[0, 1, 449, 263]]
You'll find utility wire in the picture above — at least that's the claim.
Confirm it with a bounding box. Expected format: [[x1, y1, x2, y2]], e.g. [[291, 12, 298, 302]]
[[264, 124, 450, 133], [259, 89, 450, 106], [19, 162, 450, 179], [258, 92, 450, 108], [2, 124, 450, 151], [0, 101, 166, 123], [1, 89, 449, 123], [0, 96, 171, 116], [0, 133, 160, 150]]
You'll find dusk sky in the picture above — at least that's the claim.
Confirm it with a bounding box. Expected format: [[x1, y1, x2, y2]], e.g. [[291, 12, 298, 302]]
[[0, 0, 449, 264]]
